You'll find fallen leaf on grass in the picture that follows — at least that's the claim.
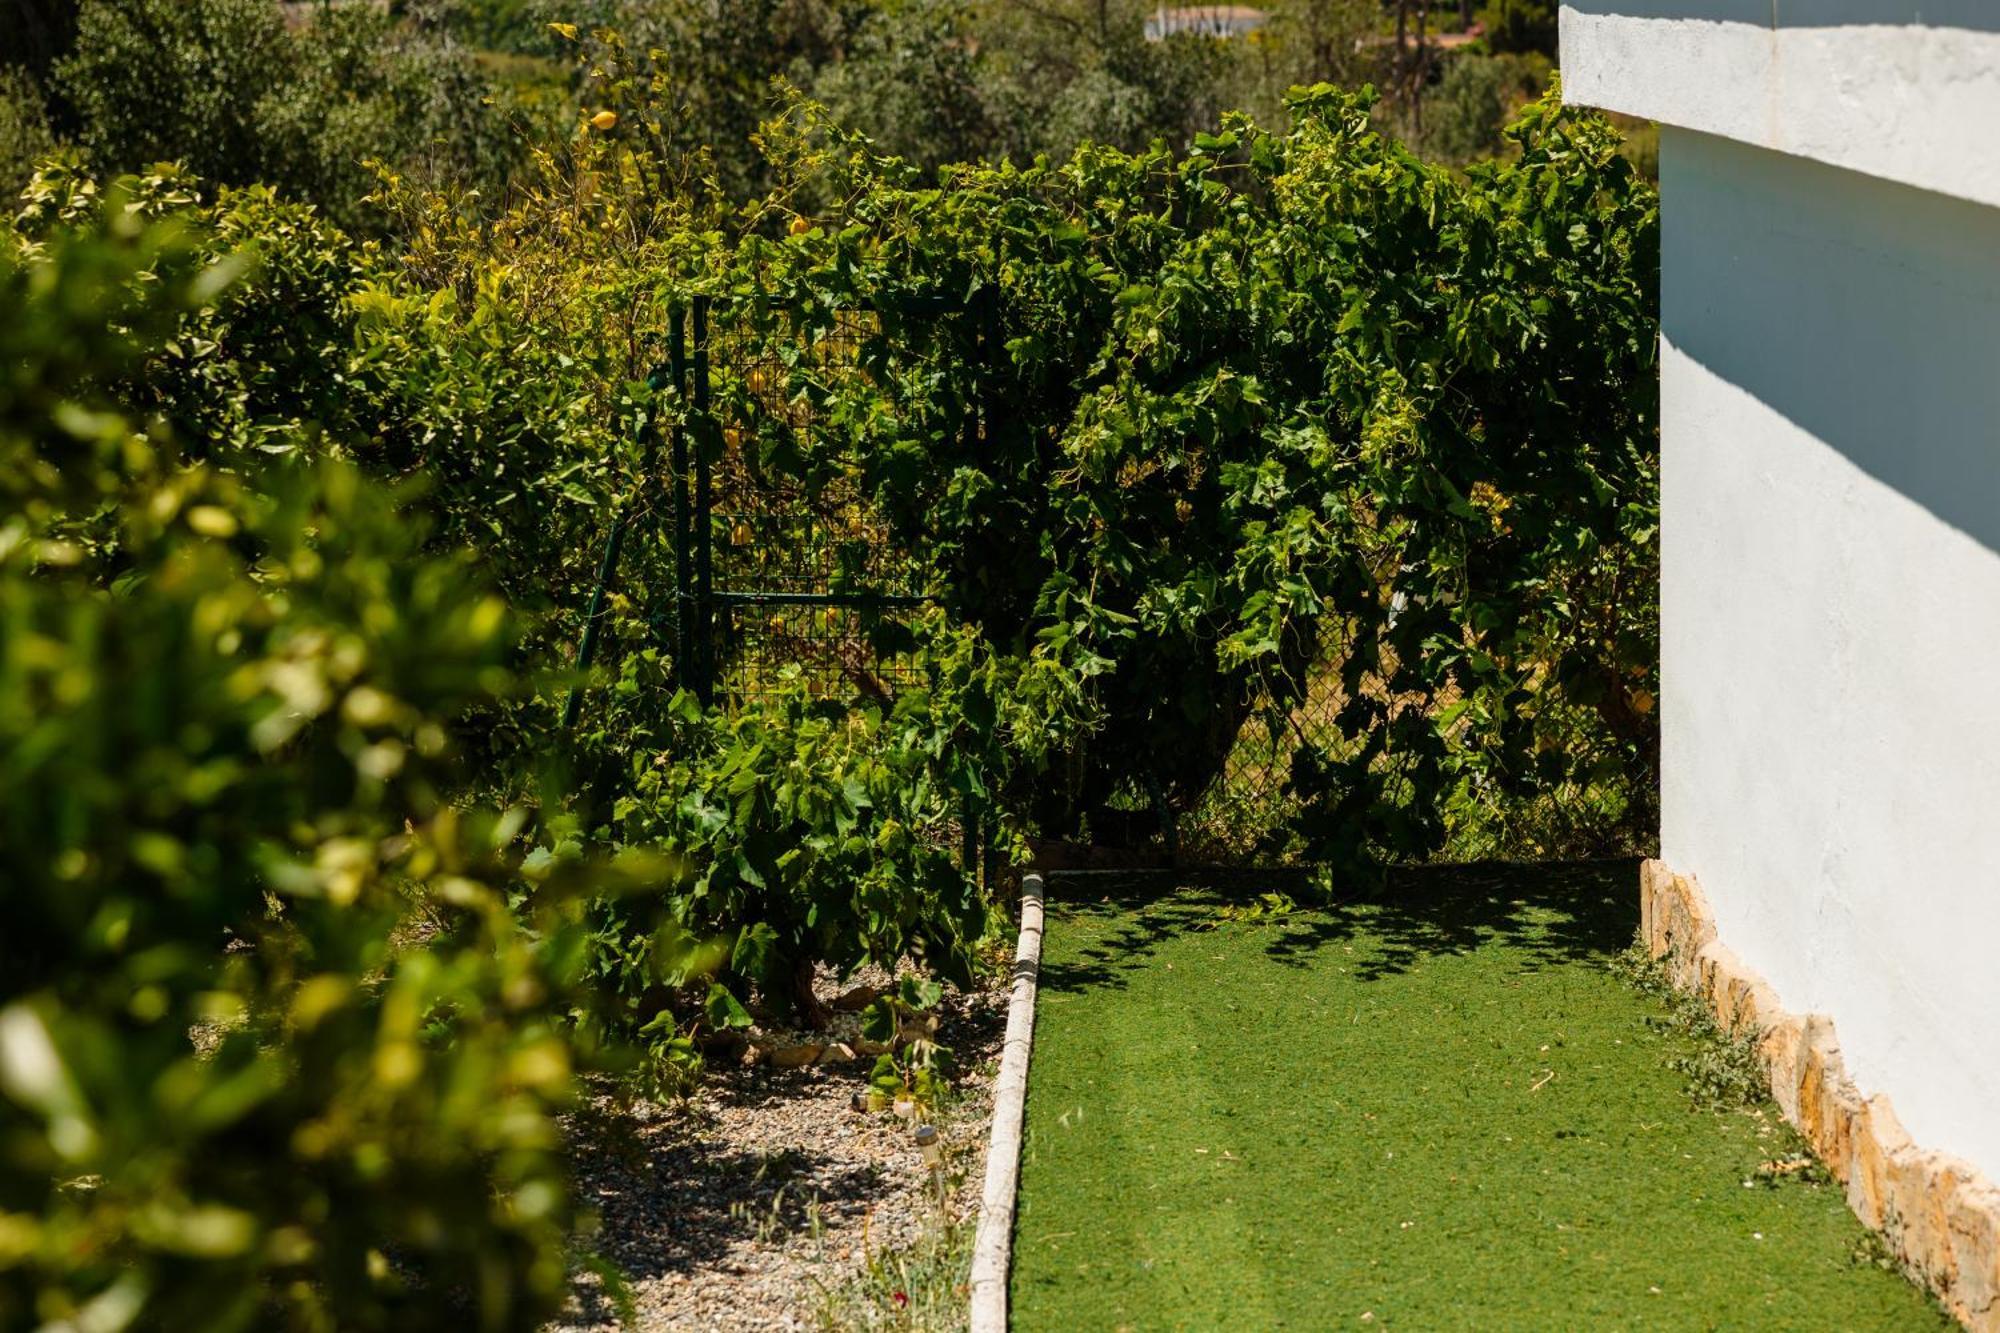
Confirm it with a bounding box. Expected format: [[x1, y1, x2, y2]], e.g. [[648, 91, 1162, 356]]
[[1757, 1155, 1815, 1177]]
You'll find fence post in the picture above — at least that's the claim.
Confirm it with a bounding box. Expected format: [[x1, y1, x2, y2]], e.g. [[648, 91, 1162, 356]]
[[961, 806, 980, 883], [559, 515, 628, 730], [668, 305, 693, 696], [693, 294, 715, 707]]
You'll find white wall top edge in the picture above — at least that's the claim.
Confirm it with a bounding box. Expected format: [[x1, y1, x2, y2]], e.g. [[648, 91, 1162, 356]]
[[1560, 6, 2000, 210], [1565, 1, 2000, 25]]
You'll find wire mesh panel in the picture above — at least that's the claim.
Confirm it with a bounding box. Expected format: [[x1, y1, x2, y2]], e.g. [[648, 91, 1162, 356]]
[[1175, 630, 1653, 868], [675, 299, 941, 712], [1177, 676, 1336, 866]]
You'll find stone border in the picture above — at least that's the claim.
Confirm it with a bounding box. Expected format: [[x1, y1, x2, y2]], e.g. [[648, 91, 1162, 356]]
[[968, 872, 1046, 1333], [1641, 860, 2000, 1329]]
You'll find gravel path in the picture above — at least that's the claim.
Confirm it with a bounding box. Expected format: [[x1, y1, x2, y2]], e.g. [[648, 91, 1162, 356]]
[[554, 969, 1005, 1332]]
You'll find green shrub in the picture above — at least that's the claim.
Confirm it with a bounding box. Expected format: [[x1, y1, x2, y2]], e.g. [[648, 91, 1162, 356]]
[[1417, 51, 1551, 164], [271, 5, 530, 229], [1476, 0, 1558, 57], [574, 613, 1089, 1061], [59, 0, 293, 190], [10, 152, 634, 760], [54, 0, 524, 233], [674, 84, 1659, 865], [599, 681, 984, 1022], [0, 186, 603, 1333], [805, 0, 999, 172], [15, 157, 373, 462], [0, 66, 59, 198]]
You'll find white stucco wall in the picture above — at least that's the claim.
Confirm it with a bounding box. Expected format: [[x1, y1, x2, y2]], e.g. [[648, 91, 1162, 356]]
[[1560, 3, 2000, 210], [1657, 126, 2000, 1182]]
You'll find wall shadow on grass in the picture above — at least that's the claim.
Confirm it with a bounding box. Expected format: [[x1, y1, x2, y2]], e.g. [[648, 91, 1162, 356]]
[[1037, 858, 1638, 995]]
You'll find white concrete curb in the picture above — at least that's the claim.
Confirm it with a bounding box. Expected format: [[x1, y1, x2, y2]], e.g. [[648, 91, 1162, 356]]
[[968, 872, 1045, 1333]]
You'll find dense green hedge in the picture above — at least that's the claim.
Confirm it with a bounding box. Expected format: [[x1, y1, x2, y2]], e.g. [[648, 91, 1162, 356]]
[[647, 79, 1660, 863]]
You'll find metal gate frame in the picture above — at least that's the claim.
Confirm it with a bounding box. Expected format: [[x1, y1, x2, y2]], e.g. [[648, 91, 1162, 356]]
[[561, 290, 992, 870]]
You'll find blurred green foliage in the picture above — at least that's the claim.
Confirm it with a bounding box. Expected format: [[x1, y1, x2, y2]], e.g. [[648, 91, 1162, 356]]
[[1415, 50, 1552, 164], [0, 182, 614, 1332], [58, 0, 291, 192], [1477, 0, 1560, 56], [0, 67, 59, 196], [613, 0, 1381, 195]]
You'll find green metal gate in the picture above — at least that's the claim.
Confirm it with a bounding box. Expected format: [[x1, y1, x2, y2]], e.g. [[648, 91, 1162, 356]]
[[687, 296, 941, 710]]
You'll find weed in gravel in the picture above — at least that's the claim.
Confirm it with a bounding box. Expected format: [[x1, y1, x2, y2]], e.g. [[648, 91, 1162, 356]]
[[571, 1247, 641, 1328], [814, 1083, 980, 1331], [731, 1184, 813, 1245], [812, 1214, 970, 1332], [731, 1147, 811, 1186]]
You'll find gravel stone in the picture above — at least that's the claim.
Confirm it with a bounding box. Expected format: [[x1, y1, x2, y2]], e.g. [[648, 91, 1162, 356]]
[[553, 966, 1004, 1331]]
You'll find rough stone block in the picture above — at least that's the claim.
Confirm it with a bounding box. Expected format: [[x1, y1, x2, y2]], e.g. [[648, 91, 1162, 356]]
[[1760, 1013, 1808, 1123], [1640, 862, 2000, 1330], [1640, 857, 1673, 953], [1847, 1095, 1913, 1231], [1945, 1176, 2000, 1326]]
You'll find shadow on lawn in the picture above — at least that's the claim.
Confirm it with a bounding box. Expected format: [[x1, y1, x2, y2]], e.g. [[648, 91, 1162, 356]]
[[1038, 857, 1638, 993]]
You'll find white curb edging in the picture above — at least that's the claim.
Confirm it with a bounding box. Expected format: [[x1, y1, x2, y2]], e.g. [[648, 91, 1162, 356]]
[[968, 872, 1045, 1333]]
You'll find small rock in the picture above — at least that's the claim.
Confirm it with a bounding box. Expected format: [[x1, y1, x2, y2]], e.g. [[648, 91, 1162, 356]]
[[768, 1043, 825, 1068]]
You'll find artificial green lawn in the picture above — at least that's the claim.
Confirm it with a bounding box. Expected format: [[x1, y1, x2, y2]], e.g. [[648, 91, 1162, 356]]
[[1011, 863, 1947, 1330]]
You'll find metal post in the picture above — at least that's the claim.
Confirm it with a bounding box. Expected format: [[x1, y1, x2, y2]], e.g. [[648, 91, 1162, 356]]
[[560, 515, 629, 730], [693, 295, 715, 707], [668, 305, 692, 694]]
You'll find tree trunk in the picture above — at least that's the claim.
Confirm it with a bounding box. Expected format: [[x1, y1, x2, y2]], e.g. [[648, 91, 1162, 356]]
[[789, 955, 831, 1029], [1413, 0, 1431, 136]]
